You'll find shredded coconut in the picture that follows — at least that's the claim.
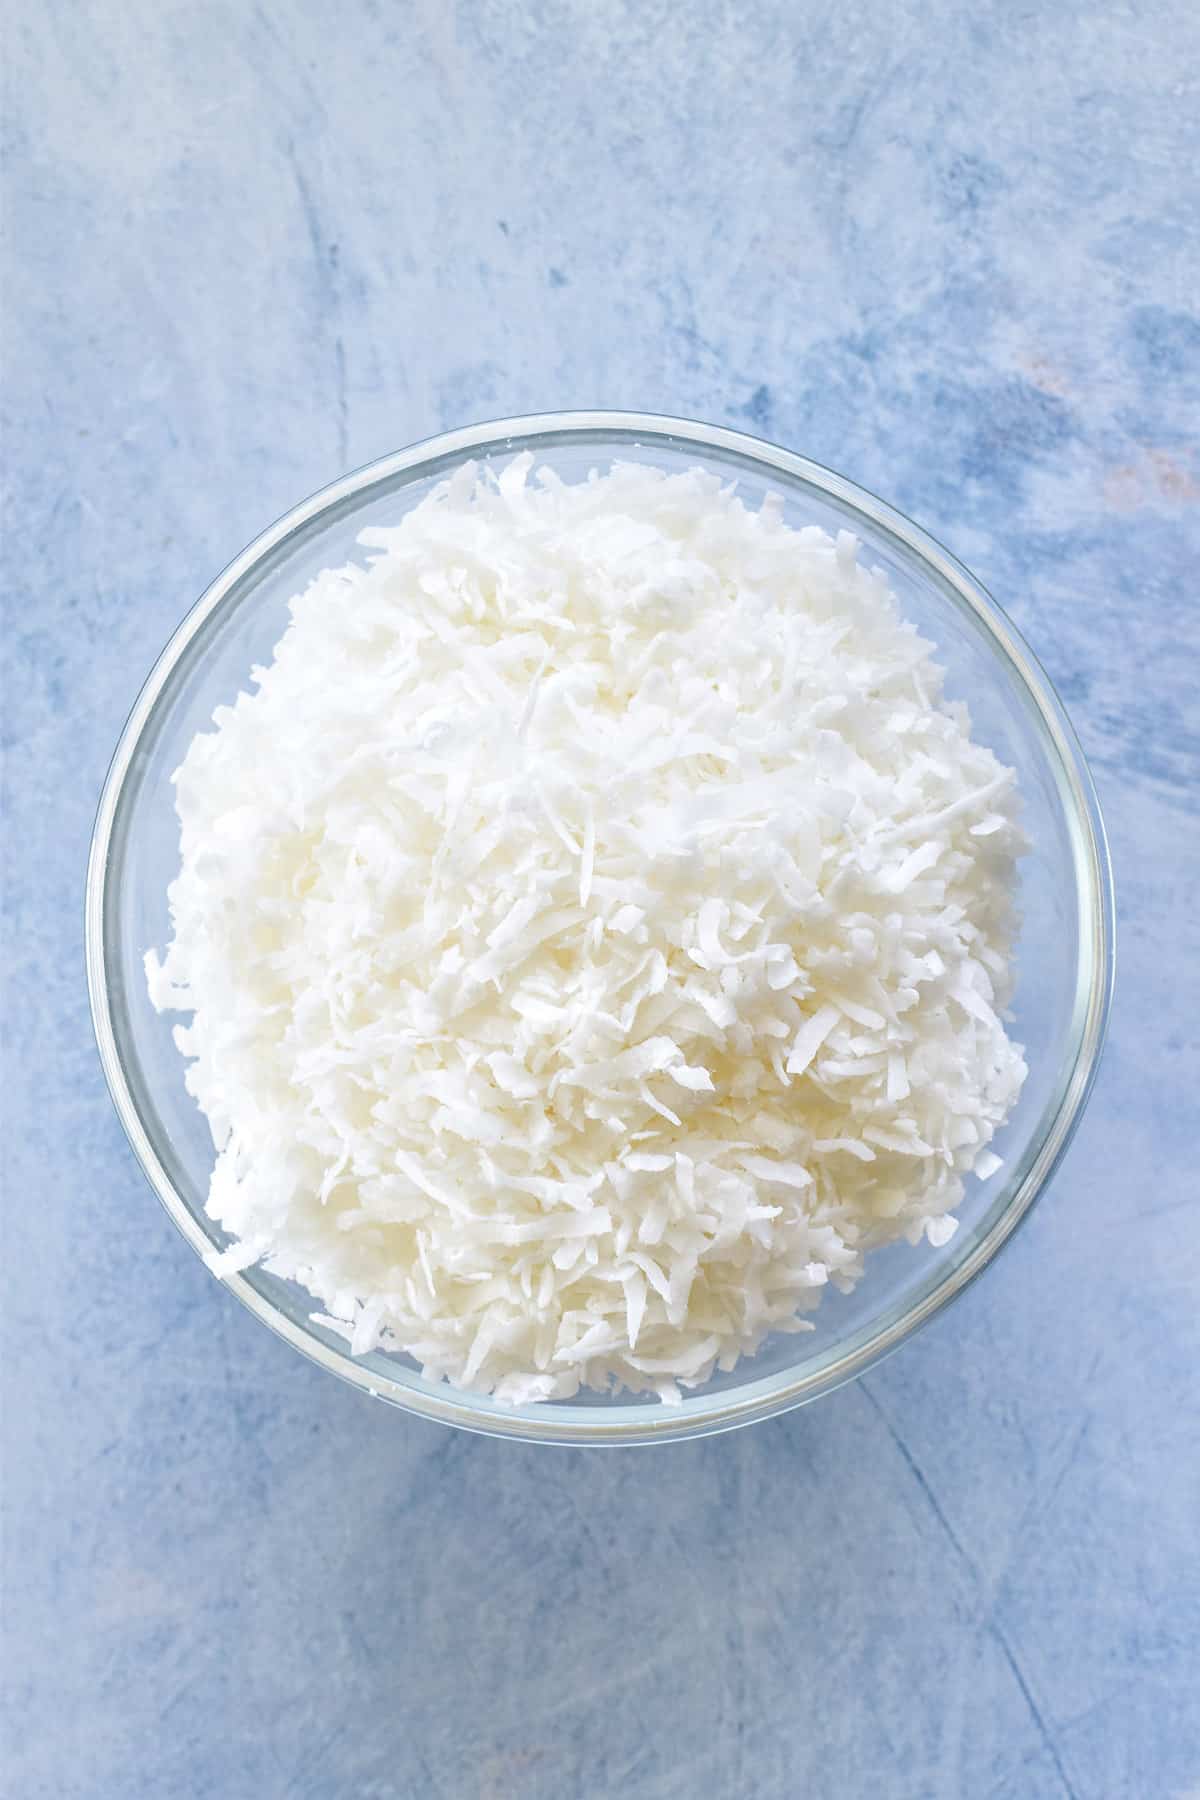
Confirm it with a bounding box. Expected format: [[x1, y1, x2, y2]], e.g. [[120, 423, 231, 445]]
[[147, 457, 1027, 1405]]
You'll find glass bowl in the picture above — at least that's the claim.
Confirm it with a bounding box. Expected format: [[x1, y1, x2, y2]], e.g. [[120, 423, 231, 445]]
[[86, 412, 1114, 1446]]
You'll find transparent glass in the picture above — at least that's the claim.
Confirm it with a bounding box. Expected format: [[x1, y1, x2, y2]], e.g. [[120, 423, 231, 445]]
[[86, 413, 1115, 1445]]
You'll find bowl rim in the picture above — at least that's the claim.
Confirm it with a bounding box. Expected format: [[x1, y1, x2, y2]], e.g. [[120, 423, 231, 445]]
[[85, 409, 1116, 1446]]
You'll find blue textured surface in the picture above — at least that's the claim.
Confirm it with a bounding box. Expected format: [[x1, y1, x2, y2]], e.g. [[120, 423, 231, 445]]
[[3, 5, 1198, 1796]]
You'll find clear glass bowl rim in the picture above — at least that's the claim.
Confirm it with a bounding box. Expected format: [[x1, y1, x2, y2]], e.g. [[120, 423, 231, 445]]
[[86, 410, 1116, 1446]]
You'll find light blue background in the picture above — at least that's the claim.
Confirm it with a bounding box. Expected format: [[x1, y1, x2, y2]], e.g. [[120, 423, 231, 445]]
[[4, 4, 1198, 1796]]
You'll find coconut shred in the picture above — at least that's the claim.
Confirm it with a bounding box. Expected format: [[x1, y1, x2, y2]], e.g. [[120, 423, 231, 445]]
[[147, 457, 1026, 1404]]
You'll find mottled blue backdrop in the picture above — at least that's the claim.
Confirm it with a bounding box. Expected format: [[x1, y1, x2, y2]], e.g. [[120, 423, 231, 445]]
[[3, 4, 1198, 1797]]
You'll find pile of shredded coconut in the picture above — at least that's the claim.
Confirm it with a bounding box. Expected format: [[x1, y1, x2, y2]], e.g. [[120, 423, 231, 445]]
[[148, 456, 1026, 1405]]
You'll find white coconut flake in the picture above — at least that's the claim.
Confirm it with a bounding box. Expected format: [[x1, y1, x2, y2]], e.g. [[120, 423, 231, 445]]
[[786, 1004, 841, 1077], [148, 456, 1026, 1405]]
